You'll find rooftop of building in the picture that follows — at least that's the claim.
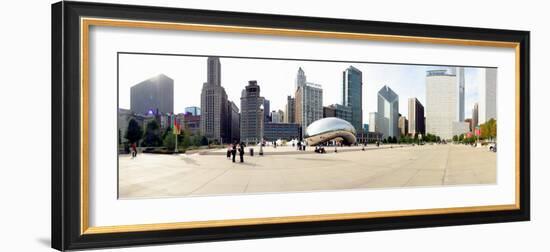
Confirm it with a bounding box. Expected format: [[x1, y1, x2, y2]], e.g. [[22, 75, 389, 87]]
[[305, 82, 322, 88], [131, 73, 173, 88], [346, 65, 362, 73], [378, 85, 399, 102], [426, 69, 455, 77]]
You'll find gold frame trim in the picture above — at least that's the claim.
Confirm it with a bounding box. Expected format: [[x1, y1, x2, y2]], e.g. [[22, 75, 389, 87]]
[[80, 17, 521, 235]]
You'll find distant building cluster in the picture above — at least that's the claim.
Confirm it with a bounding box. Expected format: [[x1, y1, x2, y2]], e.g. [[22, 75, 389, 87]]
[[118, 57, 498, 147], [367, 66, 496, 141]]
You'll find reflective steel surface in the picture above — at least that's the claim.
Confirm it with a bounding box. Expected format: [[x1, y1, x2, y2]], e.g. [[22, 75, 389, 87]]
[[304, 117, 357, 145]]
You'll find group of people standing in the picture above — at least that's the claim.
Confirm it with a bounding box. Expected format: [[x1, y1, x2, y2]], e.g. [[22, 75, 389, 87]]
[[226, 142, 246, 163], [295, 141, 306, 151]]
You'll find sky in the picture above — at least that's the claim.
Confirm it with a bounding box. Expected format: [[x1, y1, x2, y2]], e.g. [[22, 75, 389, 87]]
[[118, 54, 484, 121]]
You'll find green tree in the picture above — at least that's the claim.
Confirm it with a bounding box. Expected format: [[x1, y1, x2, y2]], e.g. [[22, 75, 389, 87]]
[[452, 135, 458, 142], [200, 136, 209, 146], [425, 133, 436, 142], [162, 126, 172, 141], [163, 128, 176, 150], [480, 119, 497, 141], [400, 135, 411, 144], [124, 119, 143, 145], [488, 119, 497, 140], [189, 134, 200, 147], [181, 130, 191, 148], [142, 120, 162, 147]]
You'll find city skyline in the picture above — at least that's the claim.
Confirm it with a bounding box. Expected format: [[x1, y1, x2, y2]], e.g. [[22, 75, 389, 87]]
[[117, 58, 499, 200], [119, 54, 485, 122]]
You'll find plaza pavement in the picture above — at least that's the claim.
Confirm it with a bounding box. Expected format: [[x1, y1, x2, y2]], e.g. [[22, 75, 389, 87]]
[[119, 144, 496, 199]]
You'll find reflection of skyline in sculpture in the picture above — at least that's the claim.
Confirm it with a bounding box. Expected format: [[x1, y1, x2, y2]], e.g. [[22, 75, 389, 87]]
[[304, 117, 357, 146]]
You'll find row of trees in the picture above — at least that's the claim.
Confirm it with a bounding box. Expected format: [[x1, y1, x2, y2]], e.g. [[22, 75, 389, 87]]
[[452, 119, 497, 144], [452, 133, 476, 144], [397, 133, 441, 144], [380, 133, 442, 144], [422, 133, 441, 143], [123, 119, 208, 150]]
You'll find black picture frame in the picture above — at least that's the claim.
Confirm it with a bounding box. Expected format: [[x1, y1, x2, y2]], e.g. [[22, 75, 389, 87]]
[[52, 1, 530, 251]]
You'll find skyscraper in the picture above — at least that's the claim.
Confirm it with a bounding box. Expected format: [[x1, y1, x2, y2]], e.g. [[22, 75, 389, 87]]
[[227, 101, 240, 143], [341, 66, 363, 132], [479, 68, 497, 124], [207, 56, 221, 86], [323, 104, 352, 123], [284, 96, 296, 123], [130, 74, 174, 115], [263, 99, 271, 123], [459, 67, 465, 122], [369, 112, 379, 133], [449, 67, 466, 122], [398, 115, 408, 136], [240, 81, 265, 144], [294, 67, 323, 135], [295, 67, 306, 89], [408, 97, 425, 136], [425, 69, 467, 140], [472, 103, 479, 129], [271, 110, 284, 123], [200, 57, 229, 143], [323, 106, 336, 118], [377, 85, 399, 139]]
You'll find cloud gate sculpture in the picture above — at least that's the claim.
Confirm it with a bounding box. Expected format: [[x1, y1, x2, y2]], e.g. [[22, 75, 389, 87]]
[[304, 117, 357, 146]]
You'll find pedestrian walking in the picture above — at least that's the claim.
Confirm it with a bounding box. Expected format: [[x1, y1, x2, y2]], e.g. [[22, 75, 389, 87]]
[[131, 142, 137, 158], [238, 142, 245, 163], [226, 144, 232, 160], [231, 143, 237, 163]]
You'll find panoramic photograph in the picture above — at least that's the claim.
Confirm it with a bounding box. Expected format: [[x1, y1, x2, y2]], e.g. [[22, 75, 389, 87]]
[[117, 53, 497, 199]]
